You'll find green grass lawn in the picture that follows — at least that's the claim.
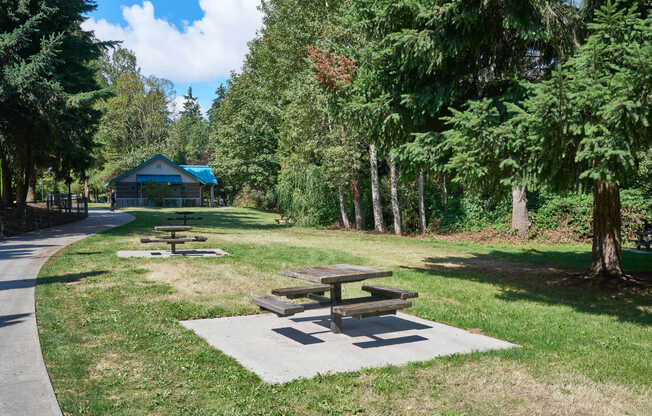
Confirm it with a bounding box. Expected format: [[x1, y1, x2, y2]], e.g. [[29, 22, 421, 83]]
[[36, 208, 652, 415]]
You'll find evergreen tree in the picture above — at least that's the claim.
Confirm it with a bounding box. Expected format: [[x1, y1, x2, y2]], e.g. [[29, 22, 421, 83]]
[[0, 0, 112, 205], [520, 0, 651, 278]]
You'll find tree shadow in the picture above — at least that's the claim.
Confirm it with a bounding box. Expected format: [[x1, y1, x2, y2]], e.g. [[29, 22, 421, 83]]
[[37, 270, 108, 286], [105, 209, 281, 238], [0, 244, 57, 260], [402, 252, 652, 327], [0, 271, 108, 291], [0, 313, 32, 328]]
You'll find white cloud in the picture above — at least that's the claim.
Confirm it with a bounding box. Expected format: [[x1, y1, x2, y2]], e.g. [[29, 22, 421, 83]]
[[82, 0, 262, 83]]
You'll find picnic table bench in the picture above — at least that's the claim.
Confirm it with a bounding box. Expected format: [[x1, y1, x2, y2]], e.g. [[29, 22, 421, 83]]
[[274, 214, 294, 225], [140, 225, 207, 254], [168, 211, 203, 225], [631, 231, 651, 251], [253, 264, 418, 333]]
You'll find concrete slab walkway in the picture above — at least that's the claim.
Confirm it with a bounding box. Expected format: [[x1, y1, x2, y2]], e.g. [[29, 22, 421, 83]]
[[0, 209, 134, 416], [182, 308, 518, 384]]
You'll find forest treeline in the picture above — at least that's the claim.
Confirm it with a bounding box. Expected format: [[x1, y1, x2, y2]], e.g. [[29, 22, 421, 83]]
[[0, 0, 650, 279], [209, 0, 651, 279]]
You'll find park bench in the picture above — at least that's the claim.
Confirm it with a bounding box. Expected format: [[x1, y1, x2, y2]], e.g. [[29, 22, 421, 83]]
[[333, 298, 411, 319], [253, 296, 305, 317], [274, 214, 294, 225]]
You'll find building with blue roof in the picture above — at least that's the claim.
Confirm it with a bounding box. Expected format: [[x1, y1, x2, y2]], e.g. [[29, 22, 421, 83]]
[[105, 154, 218, 208]]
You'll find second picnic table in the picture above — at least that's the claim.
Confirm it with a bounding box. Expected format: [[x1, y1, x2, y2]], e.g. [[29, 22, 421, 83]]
[[254, 264, 418, 333], [168, 211, 202, 225]]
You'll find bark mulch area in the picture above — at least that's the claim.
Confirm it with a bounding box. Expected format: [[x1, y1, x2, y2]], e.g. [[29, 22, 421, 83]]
[[0, 203, 85, 238]]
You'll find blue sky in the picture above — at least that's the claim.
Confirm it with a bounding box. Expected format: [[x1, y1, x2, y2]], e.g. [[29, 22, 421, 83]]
[[83, 1, 263, 116]]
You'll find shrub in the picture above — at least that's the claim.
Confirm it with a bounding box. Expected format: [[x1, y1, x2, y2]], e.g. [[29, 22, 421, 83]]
[[141, 181, 169, 207], [276, 162, 339, 226]]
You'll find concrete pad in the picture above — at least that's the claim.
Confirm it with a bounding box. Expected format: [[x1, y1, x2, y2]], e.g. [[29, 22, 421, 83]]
[[117, 249, 229, 258], [181, 308, 518, 383]]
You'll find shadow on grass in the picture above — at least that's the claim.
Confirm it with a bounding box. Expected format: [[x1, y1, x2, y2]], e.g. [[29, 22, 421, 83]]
[[37, 270, 108, 286], [0, 271, 107, 291], [403, 252, 652, 327], [104, 209, 281, 238]]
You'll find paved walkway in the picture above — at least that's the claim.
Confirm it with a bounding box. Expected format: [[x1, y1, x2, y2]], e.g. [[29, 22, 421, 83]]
[[0, 209, 134, 416]]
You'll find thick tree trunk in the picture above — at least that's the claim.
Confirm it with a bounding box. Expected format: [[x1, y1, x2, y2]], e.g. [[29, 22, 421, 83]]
[[511, 184, 529, 239], [590, 180, 624, 279], [350, 177, 363, 230], [369, 143, 386, 232], [418, 170, 426, 234], [1, 154, 12, 206], [338, 183, 351, 230], [388, 152, 401, 235]]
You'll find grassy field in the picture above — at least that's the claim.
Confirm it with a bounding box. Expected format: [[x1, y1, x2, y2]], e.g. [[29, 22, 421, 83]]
[[36, 207, 652, 415]]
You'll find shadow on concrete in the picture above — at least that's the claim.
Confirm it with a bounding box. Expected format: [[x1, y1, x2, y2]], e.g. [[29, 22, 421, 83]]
[[0, 271, 108, 292], [0, 244, 57, 260], [353, 334, 428, 349], [275, 314, 433, 346], [0, 313, 32, 328]]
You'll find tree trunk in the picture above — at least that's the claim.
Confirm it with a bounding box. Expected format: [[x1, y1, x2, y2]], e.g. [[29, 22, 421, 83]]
[[26, 176, 36, 203], [511, 184, 529, 239], [16, 168, 27, 208], [442, 174, 448, 212], [590, 180, 624, 279], [338, 183, 351, 230], [1, 154, 12, 206], [388, 152, 401, 235], [418, 170, 426, 234], [350, 177, 363, 230], [369, 143, 386, 232], [84, 179, 89, 200]]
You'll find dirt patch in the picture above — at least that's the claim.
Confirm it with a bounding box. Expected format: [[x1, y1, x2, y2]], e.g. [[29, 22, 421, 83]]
[[143, 262, 291, 311], [356, 358, 652, 416]]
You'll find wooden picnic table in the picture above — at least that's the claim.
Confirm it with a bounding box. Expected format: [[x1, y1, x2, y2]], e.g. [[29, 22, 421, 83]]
[[633, 231, 652, 250], [168, 211, 202, 225], [281, 264, 392, 333], [142, 225, 206, 253]]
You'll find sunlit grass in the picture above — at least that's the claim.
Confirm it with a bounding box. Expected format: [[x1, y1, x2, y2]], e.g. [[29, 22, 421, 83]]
[[36, 207, 652, 415]]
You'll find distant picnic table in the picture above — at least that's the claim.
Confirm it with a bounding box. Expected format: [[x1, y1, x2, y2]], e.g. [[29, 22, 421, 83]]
[[168, 211, 202, 225], [253, 264, 418, 333], [140, 225, 207, 254], [632, 231, 652, 251]]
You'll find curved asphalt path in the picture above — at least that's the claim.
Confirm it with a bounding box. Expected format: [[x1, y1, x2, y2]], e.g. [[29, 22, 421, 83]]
[[0, 209, 134, 415]]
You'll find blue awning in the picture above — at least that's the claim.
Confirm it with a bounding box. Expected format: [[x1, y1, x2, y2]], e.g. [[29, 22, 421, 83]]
[[137, 175, 182, 184]]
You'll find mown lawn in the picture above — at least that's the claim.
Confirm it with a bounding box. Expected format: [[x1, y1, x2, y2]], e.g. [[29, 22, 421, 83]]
[[36, 208, 652, 415]]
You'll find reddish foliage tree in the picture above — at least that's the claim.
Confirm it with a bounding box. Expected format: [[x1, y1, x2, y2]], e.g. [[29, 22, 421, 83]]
[[306, 45, 355, 93]]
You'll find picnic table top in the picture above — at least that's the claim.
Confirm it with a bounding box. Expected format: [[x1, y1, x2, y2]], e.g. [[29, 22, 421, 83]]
[[154, 225, 193, 232], [280, 264, 392, 284]]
